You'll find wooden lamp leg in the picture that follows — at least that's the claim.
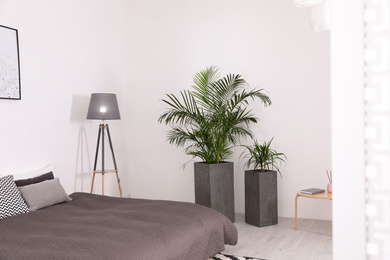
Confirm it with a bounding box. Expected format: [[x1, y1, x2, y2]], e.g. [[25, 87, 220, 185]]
[[91, 125, 102, 195], [115, 171, 122, 198], [102, 173, 104, 195], [90, 172, 96, 194], [90, 124, 122, 197], [106, 125, 122, 198]]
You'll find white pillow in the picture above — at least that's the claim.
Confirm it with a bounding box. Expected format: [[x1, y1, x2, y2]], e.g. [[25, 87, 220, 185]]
[[12, 165, 54, 181]]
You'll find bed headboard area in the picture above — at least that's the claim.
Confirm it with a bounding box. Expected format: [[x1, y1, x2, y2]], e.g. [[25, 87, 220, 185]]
[[0, 164, 53, 180]]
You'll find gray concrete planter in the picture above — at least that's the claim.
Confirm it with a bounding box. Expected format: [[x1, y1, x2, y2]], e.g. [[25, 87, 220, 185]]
[[194, 162, 235, 222], [245, 170, 278, 227]]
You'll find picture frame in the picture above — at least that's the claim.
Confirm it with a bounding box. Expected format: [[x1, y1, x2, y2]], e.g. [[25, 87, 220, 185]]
[[0, 25, 21, 100]]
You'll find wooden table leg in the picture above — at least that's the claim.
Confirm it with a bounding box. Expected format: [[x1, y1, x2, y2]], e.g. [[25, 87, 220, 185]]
[[295, 194, 299, 230]]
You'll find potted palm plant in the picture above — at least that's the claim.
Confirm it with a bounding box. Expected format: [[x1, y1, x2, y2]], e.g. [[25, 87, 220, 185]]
[[241, 138, 286, 227], [158, 66, 271, 222]]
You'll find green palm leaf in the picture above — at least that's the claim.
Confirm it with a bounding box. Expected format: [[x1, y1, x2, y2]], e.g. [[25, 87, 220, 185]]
[[241, 138, 287, 176], [159, 66, 271, 164]]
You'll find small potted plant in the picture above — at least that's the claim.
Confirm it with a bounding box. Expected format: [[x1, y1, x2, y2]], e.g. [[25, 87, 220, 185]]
[[241, 138, 286, 227]]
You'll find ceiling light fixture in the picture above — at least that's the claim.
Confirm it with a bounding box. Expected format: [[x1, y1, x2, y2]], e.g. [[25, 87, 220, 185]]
[[292, 0, 322, 8], [292, 0, 331, 32], [310, 0, 331, 32]]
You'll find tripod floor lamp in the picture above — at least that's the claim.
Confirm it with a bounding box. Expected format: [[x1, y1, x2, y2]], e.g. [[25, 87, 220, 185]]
[[87, 93, 122, 197]]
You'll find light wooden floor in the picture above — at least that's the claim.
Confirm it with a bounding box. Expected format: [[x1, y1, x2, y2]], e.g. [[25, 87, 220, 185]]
[[223, 214, 332, 260]]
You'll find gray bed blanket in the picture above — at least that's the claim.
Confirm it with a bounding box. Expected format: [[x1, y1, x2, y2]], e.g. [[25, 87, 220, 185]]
[[0, 192, 237, 260]]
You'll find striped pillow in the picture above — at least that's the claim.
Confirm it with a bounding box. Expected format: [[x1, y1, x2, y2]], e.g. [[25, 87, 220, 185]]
[[0, 175, 29, 219]]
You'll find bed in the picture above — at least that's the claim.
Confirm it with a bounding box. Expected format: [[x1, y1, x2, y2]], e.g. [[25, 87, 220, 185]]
[[0, 192, 238, 260]]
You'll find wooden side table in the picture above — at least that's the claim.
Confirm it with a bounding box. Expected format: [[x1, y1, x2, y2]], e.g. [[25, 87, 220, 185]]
[[295, 190, 332, 230]]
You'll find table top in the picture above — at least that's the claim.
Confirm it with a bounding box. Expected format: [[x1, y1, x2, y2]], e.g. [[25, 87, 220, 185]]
[[297, 190, 332, 200]]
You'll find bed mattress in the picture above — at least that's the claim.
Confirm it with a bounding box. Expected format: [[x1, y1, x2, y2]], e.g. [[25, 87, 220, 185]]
[[0, 192, 238, 260]]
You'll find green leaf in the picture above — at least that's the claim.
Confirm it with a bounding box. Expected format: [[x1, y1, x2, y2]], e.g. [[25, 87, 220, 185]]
[[240, 138, 287, 176], [159, 66, 271, 164]]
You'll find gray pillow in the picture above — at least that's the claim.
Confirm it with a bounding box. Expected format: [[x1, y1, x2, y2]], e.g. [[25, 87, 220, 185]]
[[18, 178, 72, 211]]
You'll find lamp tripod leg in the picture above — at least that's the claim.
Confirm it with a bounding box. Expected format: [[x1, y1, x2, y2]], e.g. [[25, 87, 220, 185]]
[[102, 173, 104, 196], [106, 124, 123, 198], [101, 124, 105, 196], [115, 171, 122, 198], [91, 125, 102, 194], [90, 172, 96, 194]]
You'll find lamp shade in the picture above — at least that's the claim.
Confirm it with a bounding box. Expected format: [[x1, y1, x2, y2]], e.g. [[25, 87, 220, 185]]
[[86, 93, 121, 120]]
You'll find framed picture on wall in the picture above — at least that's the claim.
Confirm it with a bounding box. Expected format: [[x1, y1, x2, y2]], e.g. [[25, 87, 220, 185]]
[[0, 25, 21, 100]]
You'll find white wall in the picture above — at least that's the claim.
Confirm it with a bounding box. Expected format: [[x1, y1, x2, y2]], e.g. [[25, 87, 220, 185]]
[[0, 0, 331, 220], [0, 0, 128, 197], [331, 0, 366, 259], [124, 0, 331, 219]]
